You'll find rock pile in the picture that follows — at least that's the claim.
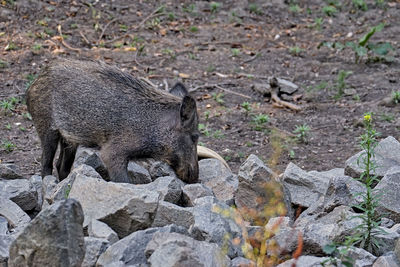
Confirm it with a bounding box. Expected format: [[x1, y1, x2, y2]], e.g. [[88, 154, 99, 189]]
[[2, 136, 400, 266]]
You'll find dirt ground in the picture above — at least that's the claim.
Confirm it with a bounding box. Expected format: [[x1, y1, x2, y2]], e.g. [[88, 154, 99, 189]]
[[0, 0, 399, 178]]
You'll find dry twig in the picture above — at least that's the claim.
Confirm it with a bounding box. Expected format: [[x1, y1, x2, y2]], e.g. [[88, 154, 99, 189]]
[[57, 25, 80, 52]]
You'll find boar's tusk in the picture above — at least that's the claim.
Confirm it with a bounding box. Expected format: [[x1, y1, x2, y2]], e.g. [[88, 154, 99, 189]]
[[197, 146, 231, 171]]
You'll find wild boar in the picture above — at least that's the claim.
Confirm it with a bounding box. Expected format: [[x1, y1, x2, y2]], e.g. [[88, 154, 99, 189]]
[[26, 59, 199, 183]]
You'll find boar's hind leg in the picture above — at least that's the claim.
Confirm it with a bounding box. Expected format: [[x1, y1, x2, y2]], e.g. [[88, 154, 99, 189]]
[[40, 130, 60, 178], [56, 138, 78, 181], [100, 145, 130, 183]]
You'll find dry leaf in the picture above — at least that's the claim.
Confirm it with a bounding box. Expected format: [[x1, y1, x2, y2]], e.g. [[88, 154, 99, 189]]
[[124, 47, 137, 51], [178, 73, 190, 78]]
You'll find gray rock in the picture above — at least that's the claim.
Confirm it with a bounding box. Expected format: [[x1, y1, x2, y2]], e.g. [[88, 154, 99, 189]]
[[0, 178, 38, 211], [277, 77, 299, 95], [308, 168, 345, 179], [189, 197, 242, 258], [374, 227, 400, 256], [323, 176, 366, 212], [373, 252, 400, 267], [88, 219, 119, 245], [381, 218, 395, 228], [0, 198, 30, 232], [139, 176, 184, 204], [149, 161, 177, 179], [152, 201, 194, 229], [283, 162, 330, 208], [236, 154, 292, 222], [127, 161, 152, 184], [337, 246, 376, 267], [231, 257, 255, 267], [276, 255, 330, 267], [8, 199, 85, 267], [265, 217, 300, 254], [375, 166, 400, 222], [0, 216, 7, 235], [182, 183, 214, 207], [0, 235, 15, 265], [97, 225, 188, 267], [0, 164, 23, 179], [199, 158, 237, 205], [41, 175, 58, 209], [68, 167, 159, 238], [29, 175, 43, 211], [145, 232, 231, 267], [296, 206, 363, 254], [82, 237, 109, 267], [345, 136, 400, 178], [73, 146, 109, 180]]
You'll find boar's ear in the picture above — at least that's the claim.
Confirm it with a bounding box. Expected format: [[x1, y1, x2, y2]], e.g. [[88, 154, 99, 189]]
[[170, 82, 189, 98], [180, 95, 197, 129]]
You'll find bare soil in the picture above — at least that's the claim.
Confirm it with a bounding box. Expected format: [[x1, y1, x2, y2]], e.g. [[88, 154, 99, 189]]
[[1, 0, 399, 177]]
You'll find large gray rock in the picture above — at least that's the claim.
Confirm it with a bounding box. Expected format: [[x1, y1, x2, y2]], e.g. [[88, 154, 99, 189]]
[[82, 237, 109, 267], [0, 216, 7, 235], [182, 183, 214, 207], [295, 206, 363, 254], [265, 217, 300, 254], [373, 252, 400, 267], [231, 257, 255, 267], [337, 246, 376, 267], [73, 146, 109, 180], [41, 175, 58, 209], [0, 198, 30, 232], [97, 224, 188, 267], [236, 154, 292, 222], [29, 175, 43, 211], [152, 201, 194, 229], [88, 219, 119, 245], [139, 176, 184, 204], [0, 235, 15, 266], [345, 136, 400, 178], [127, 161, 152, 184], [283, 162, 330, 208], [8, 199, 85, 267], [145, 232, 231, 267], [189, 196, 242, 258], [322, 176, 366, 212], [68, 166, 160, 238], [374, 226, 400, 256], [0, 178, 38, 211], [0, 164, 23, 179], [276, 255, 330, 267], [199, 158, 238, 205], [375, 166, 400, 222]]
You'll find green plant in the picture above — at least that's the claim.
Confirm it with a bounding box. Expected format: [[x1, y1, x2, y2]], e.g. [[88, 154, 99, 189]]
[[0, 59, 8, 69], [380, 113, 394, 123], [189, 26, 199, 33], [335, 70, 352, 98], [162, 48, 176, 59], [5, 123, 11, 130], [289, 46, 303, 56], [248, 3, 262, 15], [206, 64, 216, 73], [119, 24, 128, 32], [23, 112, 32, 121], [322, 243, 355, 267], [65, 183, 72, 198], [322, 5, 337, 16], [183, 3, 196, 14], [5, 42, 17, 51], [241, 101, 252, 115], [213, 130, 224, 139], [19, 126, 26, 132], [313, 17, 324, 30], [391, 91, 400, 104], [2, 140, 16, 152], [32, 43, 42, 51], [352, 0, 368, 11], [198, 123, 210, 137], [0, 100, 14, 112], [293, 124, 310, 143], [204, 111, 210, 121], [26, 73, 38, 89], [231, 48, 240, 57], [210, 2, 222, 13], [252, 114, 269, 131], [289, 4, 301, 13], [212, 92, 224, 105], [351, 113, 386, 254], [167, 12, 176, 21]]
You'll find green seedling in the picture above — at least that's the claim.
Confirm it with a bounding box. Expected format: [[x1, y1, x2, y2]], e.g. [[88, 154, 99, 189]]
[[213, 130, 224, 139], [210, 2, 222, 13], [289, 46, 303, 56], [183, 3, 196, 14], [0, 100, 14, 112], [289, 4, 300, 13], [198, 123, 210, 137], [293, 124, 310, 143], [167, 12, 176, 21], [26, 74, 38, 89], [204, 111, 210, 121], [189, 26, 199, 33], [32, 43, 42, 51], [23, 112, 33, 121], [231, 48, 240, 57], [241, 101, 252, 115], [313, 17, 324, 30], [352, 0, 368, 11], [5, 42, 17, 51], [248, 3, 262, 15], [322, 5, 337, 16], [5, 123, 11, 130], [252, 114, 269, 131], [2, 140, 16, 152], [119, 24, 128, 32], [335, 70, 352, 99], [391, 91, 400, 104], [212, 92, 225, 105], [0, 59, 8, 69]]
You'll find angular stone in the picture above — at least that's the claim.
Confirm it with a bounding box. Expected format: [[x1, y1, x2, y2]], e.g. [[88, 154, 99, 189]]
[[276, 256, 330, 267], [82, 237, 109, 267], [337, 246, 376, 267], [0, 178, 37, 211], [0, 198, 30, 232], [0, 164, 23, 179], [374, 226, 400, 256], [0, 216, 7, 235], [41, 175, 58, 210], [29, 175, 42, 211], [231, 257, 255, 267], [345, 136, 400, 178], [265, 217, 300, 254], [139, 176, 184, 204], [127, 161, 152, 184], [283, 162, 330, 208], [152, 201, 194, 229], [375, 166, 400, 222], [88, 219, 119, 245], [295, 206, 363, 254], [73, 146, 109, 180], [322, 176, 366, 212], [145, 232, 231, 267], [149, 161, 177, 179], [97, 225, 188, 267], [373, 252, 400, 267], [0, 235, 15, 265], [189, 197, 242, 258], [182, 183, 214, 207], [8, 199, 85, 267], [236, 155, 291, 222], [199, 158, 237, 205], [68, 168, 159, 238]]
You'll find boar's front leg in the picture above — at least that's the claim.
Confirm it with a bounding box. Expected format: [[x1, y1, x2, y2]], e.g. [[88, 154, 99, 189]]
[[56, 138, 78, 181], [100, 143, 130, 183], [40, 130, 60, 178]]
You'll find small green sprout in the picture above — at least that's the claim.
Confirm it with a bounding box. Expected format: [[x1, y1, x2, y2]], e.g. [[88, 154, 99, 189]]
[[294, 124, 310, 143]]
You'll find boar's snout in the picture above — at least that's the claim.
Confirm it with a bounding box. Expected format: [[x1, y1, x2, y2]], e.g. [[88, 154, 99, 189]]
[[175, 160, 199, 184]]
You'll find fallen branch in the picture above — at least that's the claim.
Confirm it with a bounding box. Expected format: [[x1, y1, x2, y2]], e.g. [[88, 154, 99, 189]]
[[190, 83, 251, 99], [270, 77, 301, 111], [57, 25, 80, 52], [97, 18, 118, 45]]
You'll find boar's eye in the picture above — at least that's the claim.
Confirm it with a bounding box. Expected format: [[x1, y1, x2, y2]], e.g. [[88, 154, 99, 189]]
[[191, 132, 199, 143]]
